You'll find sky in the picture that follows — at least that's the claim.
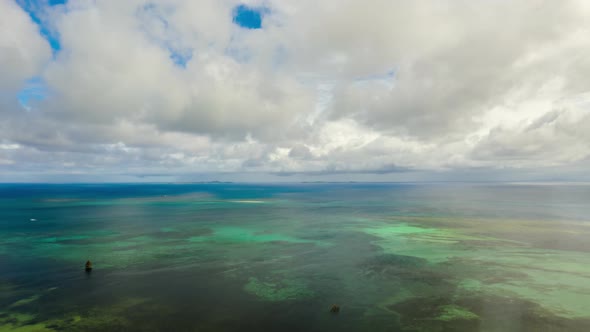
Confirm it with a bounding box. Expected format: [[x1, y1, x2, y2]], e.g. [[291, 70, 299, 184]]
[[1, 0, 590, 182]]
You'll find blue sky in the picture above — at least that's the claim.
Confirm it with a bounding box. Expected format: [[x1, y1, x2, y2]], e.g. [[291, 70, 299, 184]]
[[233, 4, 264, 29], [14, 0, 64, 109], [17, 77, 48, 110], [17, 0, 64, 53]]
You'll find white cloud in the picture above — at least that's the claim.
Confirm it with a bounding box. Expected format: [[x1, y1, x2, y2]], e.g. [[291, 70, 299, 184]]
[[0, 0, 51, 91], [1, 0, 590, 181]]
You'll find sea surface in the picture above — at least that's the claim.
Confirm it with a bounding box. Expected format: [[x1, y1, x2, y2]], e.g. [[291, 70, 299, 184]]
[[1, 183, 590, 331]]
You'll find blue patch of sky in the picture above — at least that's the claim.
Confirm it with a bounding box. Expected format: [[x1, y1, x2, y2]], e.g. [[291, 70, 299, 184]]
[[138, 3, 193, 68], [16, 0, 65, 54], [226, 5, 270, 63], [15, 1, 64, 109], [170, 51, 193, 68], [232, 4, 266, 29], [17, 77, 49, 111]]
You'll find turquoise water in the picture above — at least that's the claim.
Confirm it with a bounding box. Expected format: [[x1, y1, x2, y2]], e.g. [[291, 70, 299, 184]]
[[1, 183, 590, 331]]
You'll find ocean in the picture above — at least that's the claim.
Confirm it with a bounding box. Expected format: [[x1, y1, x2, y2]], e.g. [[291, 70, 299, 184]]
[[1, 183, 589, 331]]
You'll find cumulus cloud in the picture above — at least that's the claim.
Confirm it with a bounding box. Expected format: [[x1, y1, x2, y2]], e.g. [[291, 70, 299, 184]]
[[1, 0, 590, 181], [471, 103, 590, 167], [0, 0, 51, 92]]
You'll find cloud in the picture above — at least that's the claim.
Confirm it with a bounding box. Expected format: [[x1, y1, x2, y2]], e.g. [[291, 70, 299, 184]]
[[0, 0, 52, 92], [471, 105, 590, 167], [1, 0, 590, 181], [39, 0, 314, 141], [315, 1, 588, 139]]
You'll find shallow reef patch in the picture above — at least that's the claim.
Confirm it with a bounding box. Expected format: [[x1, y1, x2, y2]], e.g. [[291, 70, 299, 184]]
[[244, 277, 314, 302]]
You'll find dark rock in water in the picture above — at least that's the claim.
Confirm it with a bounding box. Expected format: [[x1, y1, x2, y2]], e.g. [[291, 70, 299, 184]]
[[330, 304, 340, 313], [85, 260, 92, 272]]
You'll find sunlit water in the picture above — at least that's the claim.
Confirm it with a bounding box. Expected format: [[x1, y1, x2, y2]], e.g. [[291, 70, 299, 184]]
[[1, 183, 590, 331]]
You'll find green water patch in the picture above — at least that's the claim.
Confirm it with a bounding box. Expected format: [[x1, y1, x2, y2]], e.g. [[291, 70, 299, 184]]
[[436, 304, 478, 321], [0, 297, 172, 332], [457, 279, 482, 291], [9, 296, 40, 309], [156, 227, 212, 239], [0, 282, 19, 302], [6, 223, 325, 272], [388, 293, 590, 332], [360, 253, 452, 287], [364, 224, 438, 236], [0, 313, 52, 332], [483, 270, 590, 319], [42, 298, 154, 331], [359, 222, 487, 263], [361, 221, 509, 250], [357, 219, 590, 319], [226, 199, 268, 204], [389, 215, 590, 252], [39, 235, 91, 244], [0, 289, 52, 331], [189, 226, 322, 246], [0, 229, 212, 270], [452, 254, 590, 318], [446, 249, 590, 318], [243, 277, 314, 302], [361, 253, 461, 318]]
